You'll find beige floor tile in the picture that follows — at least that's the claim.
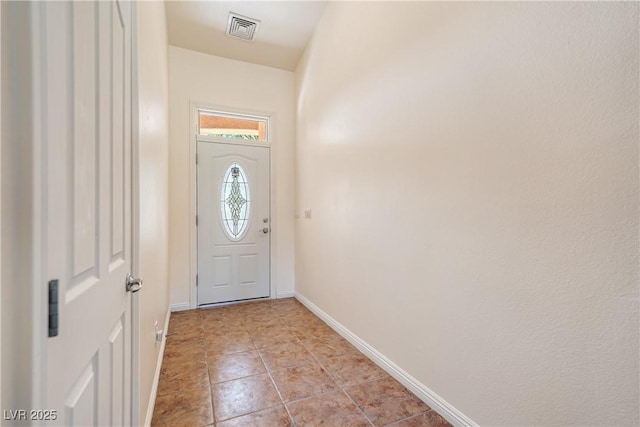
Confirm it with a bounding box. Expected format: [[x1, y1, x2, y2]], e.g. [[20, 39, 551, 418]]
[[152, 387, 213, 427], [287, 390, 371, 427], [166, 327, 204, 343], [205, 331, 255, 356], [216, 406, 292, 427], [251, 328, 298, 349], [258, 341, 316, 371], [302, 335, 360, 361], [322, 352, 388, 387], [271, 364, 338, 402], [157, 359, 210, 395], [346, 377, 430, 426], [203, 322, 248, 338], [211, 373, 282, 421], [386, 410, 452, 427], [208, 349, 266, 383], [291, 321, 336, 340], [163, 339, 206, 362]]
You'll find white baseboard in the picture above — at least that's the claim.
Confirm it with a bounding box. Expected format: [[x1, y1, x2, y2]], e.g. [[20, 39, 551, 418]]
[[170, 302, 190, 312], [143, 306, 171, 427], [294, 292, 477, 427], [276, 290, 295, 299]]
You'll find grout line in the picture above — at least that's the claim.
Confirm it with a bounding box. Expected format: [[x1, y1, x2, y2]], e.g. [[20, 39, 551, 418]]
[[212, 404, 285, 424], [383, 410, 434, 427], [290, 307, 424, 427], [265, 365, 298, 427], [314, 355, 376, 426], [343, 391, 376, 427], [213, 303, 296, 426], [282, 387, 344, 405], [213, 402, 285, 424], [197, 311, 218, 427], [289, 315, 376, 426], [259, 305, 300, 427]]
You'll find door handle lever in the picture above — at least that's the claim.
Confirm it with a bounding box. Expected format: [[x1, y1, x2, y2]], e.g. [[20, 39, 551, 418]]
[[126, 273, 143, 293]]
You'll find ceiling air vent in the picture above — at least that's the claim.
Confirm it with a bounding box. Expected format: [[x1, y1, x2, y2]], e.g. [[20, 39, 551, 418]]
[[226, 12, 261, 42]]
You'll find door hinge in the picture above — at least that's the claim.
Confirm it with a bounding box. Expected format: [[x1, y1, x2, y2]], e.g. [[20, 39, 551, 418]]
[[195, 153, 198, 164], [48, 280, 59, 337], [196, 215, 198, 226], [196, 274, 199, 286]]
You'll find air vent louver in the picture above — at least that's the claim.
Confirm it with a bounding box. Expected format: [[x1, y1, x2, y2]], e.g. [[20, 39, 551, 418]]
[[226, 13, 261, 42]]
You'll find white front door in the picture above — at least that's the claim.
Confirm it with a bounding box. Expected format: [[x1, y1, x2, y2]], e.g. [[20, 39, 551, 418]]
[[197, 142, 270, 305], [44, 1, 136, 425]]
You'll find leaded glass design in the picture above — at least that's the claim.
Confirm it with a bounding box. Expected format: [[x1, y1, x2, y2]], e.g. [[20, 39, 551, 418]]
[[220, 162, 251, 240]]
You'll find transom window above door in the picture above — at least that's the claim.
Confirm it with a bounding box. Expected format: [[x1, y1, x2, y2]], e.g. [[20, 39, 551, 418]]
[[198, 110, 269, 142]]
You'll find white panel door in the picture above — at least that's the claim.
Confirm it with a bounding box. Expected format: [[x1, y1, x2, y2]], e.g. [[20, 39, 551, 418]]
[[43, 1, 135, 425], [197, 142, 270, 305]]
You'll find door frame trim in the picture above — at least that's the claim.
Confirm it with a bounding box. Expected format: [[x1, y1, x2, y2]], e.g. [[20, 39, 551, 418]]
[[130, 1, 141, 423], [189, 102, 278, 308], [29, 1, 47, 412]]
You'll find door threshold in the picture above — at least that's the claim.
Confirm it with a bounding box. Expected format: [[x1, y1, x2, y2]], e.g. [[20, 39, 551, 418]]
[[197, 296, 270, 309]]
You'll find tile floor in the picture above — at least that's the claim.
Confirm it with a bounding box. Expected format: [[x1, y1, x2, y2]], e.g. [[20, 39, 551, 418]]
[[152, 298, 452, 427]]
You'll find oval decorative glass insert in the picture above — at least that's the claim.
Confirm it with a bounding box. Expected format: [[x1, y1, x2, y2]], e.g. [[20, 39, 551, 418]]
[[220, 162, 251, 240]]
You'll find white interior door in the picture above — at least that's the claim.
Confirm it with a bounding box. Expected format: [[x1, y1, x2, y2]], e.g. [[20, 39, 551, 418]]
[[197, 142, 270, 305], [44, 1, 136, 425]]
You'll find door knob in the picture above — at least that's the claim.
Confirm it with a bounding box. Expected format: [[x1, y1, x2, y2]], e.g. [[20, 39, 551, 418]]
[[260, 227, 269, 234], [126, 273, 143, 293]]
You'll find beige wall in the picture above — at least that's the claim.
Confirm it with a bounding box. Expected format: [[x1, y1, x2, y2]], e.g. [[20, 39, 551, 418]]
[[137, 2, 170, 423], [295, 2, 639, 425], [168, 46, 296, 307]]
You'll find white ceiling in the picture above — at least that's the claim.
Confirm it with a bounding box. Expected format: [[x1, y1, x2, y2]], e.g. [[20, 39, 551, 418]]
[[165, 1, 327, 71]]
